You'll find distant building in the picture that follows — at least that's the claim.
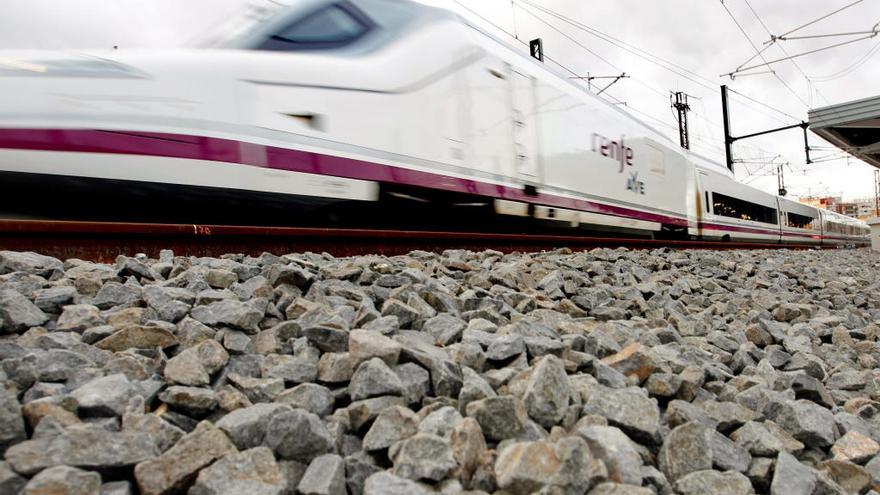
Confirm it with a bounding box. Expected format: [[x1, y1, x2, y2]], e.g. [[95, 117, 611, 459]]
[[798, 196, 878, 220], [798, 196, 842, 213], [841, 198, 878, 221]]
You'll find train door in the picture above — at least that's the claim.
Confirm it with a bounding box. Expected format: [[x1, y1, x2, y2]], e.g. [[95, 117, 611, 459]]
[[465, 57, 515, 178], [509, 69, 542, 183], [695, 170, 712, 238]]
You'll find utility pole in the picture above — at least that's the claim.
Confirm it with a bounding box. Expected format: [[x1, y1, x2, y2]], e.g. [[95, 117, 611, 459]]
[[874, 169, 879, 216], [670, 91, 691, 150], [720, 85, 811, 174], [721, 86, 734, 172], [777, 162, 788, 196]]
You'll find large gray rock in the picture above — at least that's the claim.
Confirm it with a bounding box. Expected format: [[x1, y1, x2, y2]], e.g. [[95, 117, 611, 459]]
[[227, 373, 284, 403], [466, 396, 528, 442], [349, 329, 401, 366], [93, 281, 142, 310], [417, 407, 460, 441], [674, 470, 753, 495], [765, 398, 838, 448], [164, 339, 229, 386], [423, 314, 465, 346], [578, 425, 643, 485], [390, 433, 456, 482], [21, 465, 101, 495], [0, 386, 25, 453], [261, 354, 318, 384], [264, 409, 334, 463], [709, 429, 751, 473], [363, 406, 419, 451], [770, 451, 817, 495], [523, 355, 570, 428], [349, 358, 404, 401], [32, 286, 77, 313], [56, 304, 105, 332], [486, 333, 525, 361], [7, 424, 159, 475], [495, 437, 606, 495], [0, 289, 48, 333], [70, 373, 137, 416], [143, 285, 191, 322], [0, 251, 62, 276], [297, 454, 346, 495], [659, 422, 713, 482], [190, 447, 285, 495], [159, 386, 217, 416], [216, 403, 291, 450], [191, 299, 264, 333], [95, 325, 177, 352], [363, 471, 433, 495], [276, 383, 334, 417], [135, 421, 237, 495], [583, 386, 661, 444], [730, 421, 788, 456], [122, 410, 184, 454], [344, 453, 382, 495], [831, 431, 880, 464], [0, 461, 25, 495], [393, 363, 430, 405]]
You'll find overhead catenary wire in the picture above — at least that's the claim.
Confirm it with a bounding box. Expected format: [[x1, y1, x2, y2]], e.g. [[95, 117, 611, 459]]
[[770, 0, 865, 42], [731, 32, 879, 75], [741, 0, 827, 107], [452, 0, 797, 165], [513, 0, 801, 125], [719, 0, 811, 108], [810, 39, 880, 81]]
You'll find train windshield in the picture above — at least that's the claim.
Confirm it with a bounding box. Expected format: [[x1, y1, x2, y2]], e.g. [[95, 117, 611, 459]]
[[191, 1, 294, 48]]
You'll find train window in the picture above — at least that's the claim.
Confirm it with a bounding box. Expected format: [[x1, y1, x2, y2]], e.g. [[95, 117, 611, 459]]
[[786, 212, 815, 229], [705, 191, 710, 213], [713, 192, 778, 225], [261, 3, 371, 51]]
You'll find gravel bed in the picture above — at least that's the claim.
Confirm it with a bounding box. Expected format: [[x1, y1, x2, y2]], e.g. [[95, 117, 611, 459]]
[[1, 247, 880, 494]]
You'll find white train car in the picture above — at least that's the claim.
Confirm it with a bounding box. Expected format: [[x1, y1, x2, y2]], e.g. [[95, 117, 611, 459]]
[[0, 0, 869, 246], [778, 196, 823, 245]]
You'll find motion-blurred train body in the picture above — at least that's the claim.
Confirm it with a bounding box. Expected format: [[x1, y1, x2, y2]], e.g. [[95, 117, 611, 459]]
[[0, 0, 869, 245]]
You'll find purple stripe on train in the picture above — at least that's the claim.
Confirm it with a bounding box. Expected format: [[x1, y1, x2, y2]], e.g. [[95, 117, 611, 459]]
[[0, 128, 863, 243]]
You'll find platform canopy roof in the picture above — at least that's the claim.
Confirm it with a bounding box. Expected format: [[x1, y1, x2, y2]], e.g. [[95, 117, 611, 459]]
[[809, 95, 880, 168]]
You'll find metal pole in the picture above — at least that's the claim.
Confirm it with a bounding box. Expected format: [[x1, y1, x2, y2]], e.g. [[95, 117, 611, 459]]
[[802, 123, 812, 164], [875, 169, 879, 216], [721, 85, 734, 172], [672, 92, 691, 150]]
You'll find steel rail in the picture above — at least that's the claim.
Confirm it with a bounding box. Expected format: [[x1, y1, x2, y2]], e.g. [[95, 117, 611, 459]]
[[0, 219, 839, 263]]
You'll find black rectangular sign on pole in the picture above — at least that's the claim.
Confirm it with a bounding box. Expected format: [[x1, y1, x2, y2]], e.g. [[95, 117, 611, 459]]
[[530, 38, 544, 62]]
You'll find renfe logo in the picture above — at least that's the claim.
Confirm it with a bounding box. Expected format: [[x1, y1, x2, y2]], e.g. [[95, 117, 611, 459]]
[[591, 133, 634, 173]]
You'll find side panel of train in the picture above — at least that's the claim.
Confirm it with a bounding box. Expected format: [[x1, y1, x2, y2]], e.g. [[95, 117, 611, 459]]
[[456, 25, 694, 237]]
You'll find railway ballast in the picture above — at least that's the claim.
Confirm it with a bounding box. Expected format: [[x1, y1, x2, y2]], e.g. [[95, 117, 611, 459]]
[[1, 247, 880, 494]]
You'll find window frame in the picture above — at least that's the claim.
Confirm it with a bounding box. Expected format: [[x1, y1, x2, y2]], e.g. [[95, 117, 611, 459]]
[[258, 1, 374, 52], [786, 211, 817, 230], [712, 192, 778, 225]]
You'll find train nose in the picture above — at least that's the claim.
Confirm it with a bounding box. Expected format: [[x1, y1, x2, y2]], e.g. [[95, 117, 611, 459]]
[[0, 50, 151, 123]]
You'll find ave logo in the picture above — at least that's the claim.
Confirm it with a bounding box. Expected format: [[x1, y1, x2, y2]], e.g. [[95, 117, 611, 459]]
[[626, 172, 645, 195]]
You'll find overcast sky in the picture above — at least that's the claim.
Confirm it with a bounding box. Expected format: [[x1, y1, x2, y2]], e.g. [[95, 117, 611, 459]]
[[2, 0, 878, 200]]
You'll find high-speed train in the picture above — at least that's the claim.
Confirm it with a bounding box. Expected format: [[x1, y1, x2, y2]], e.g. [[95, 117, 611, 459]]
[[0, 0, 869, 246]]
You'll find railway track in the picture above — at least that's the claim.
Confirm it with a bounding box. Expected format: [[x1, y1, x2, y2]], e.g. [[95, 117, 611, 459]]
[[0, 219, 838, 263]]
